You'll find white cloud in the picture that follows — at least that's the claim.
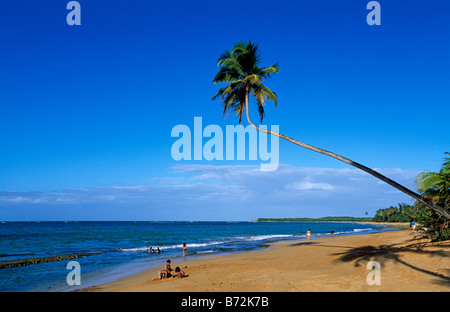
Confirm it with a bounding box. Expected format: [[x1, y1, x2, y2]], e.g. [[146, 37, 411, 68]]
[[288, 181, 335, 190], [3, 196, 46, 204]]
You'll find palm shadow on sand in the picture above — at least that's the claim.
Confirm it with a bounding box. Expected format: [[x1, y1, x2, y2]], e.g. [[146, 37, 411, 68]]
[[290, 241, 318, 247], [331, 239, 450, 287]]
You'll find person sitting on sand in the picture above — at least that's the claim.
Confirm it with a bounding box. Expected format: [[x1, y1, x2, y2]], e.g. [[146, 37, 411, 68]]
[[151, 260, 174, 280], [164, 260, 173, 277], [152, 265, 187, 281], [152, 270, 165, 280], [175, 266, 186, 278]]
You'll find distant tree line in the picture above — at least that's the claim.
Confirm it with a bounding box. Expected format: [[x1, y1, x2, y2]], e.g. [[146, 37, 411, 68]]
[[373, 203, 416, 223], [256, 216, 373, 222]]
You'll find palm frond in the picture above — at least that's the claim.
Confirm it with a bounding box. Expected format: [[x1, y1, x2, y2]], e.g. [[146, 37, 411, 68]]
[[243, 74, 262, 85], [262, 63, 280, 77], [212, 40, 280, 124], [260, 84, 278, 107], [211, 85, 228, 100], [417, 171, 441, 192], [258, 104, 265, 124], [212, 67, 241, 84]]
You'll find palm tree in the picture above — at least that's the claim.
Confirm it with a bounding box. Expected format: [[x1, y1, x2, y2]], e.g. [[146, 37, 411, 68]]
[[212, 40, 279, 125], [416, 153, 450, 240], [416, 153, 450, 209], [212, 40, 450, 220]]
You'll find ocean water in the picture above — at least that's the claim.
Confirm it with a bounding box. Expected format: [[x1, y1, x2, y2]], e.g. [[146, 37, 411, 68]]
[[0, 221, 387, 292]]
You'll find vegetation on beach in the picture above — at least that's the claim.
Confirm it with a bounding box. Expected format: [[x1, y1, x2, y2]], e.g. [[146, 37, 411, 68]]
[[373, 203, 416, 223], [415, 153, 450, 241]]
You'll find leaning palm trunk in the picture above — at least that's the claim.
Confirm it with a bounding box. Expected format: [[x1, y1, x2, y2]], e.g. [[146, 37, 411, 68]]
[[244, 99, 450, 220]]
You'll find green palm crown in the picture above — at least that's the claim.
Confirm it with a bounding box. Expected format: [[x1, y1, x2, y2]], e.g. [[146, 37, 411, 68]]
[[212, 40, 280, 124]]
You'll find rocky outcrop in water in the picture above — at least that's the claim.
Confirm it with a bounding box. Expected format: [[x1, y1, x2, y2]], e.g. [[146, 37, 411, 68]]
[[0, 253, 94, 269]]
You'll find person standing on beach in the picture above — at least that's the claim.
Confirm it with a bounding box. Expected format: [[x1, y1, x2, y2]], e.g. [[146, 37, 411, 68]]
[[182, 243, 187, 257], [306, 229, 311, 240]]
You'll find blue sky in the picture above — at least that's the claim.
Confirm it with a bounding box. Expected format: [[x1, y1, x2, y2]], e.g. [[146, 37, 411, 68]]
[[0, 0, 449, 220]]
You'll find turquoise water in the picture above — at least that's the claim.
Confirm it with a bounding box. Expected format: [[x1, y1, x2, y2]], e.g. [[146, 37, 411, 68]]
[[0, 221, 386, 292]]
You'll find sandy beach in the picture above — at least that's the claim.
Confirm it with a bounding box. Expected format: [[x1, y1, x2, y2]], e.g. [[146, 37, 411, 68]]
[[79, 228, 449, 292]]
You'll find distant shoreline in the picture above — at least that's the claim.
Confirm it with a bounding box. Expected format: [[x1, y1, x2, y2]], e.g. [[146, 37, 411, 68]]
[[252, 218, 411, 230]]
